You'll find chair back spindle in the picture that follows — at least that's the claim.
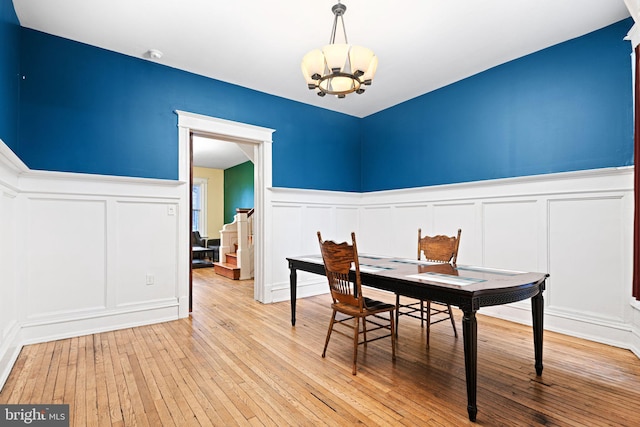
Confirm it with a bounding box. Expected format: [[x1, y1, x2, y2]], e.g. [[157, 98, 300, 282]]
[[318, 232, 363, 310]]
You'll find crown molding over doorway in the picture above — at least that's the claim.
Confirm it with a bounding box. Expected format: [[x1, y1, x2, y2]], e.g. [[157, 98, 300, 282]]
[[175, 111, 275, 308]]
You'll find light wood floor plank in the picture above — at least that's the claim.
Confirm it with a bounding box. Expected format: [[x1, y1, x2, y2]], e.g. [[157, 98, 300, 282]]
[[119, 352, 152, 427], [74, 335, 87, 427], [52, 338, 70, 405], [1, 268, 640, 426], [93, 335, 112, 427], [101, 332, 124, 425], [85, 334, 99, 427], [63, 337, 78, 423], [39, 340, 62, 403], [108, 333, 136, 427]]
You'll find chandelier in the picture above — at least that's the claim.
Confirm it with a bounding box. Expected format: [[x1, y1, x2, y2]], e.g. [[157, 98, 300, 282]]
[[301, 1, 378, 98]]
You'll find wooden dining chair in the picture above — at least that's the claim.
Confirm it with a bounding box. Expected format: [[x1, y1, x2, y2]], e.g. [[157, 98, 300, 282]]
[[395, 228, 461, 348], [317, 231, 396, 375]]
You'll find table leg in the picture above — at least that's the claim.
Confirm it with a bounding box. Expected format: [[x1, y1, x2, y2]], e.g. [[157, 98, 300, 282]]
[[462, 308, 478, 422], [532, 287, 545, 375], [290, 265, 297, 326]]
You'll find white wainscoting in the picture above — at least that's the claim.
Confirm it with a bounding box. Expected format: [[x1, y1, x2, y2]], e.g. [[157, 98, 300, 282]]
[[267, 189, 360, 303], [17, 172, 185, 344], [0, 140, 187, 389], [0, 151, 21, 389], [268, 167, 638, 353]]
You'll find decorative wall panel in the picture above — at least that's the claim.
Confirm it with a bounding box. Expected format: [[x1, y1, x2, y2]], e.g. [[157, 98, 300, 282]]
[[359, 206, 393, 255], [432, 203, 478, 265], [548, 196, 626, 322], [483, 200, 540, 272], [25, 198, 107, 317], [115, 200, 178, 307], [390, 205, 429, 259]]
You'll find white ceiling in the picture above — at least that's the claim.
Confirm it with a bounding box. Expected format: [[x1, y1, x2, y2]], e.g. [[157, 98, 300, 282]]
[[11, 1, 632, 169], [192, 135, 248, 170], [13, 0, 630, 120]]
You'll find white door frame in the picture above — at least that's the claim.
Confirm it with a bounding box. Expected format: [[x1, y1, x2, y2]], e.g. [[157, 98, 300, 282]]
[[176, 110, 274, 314]]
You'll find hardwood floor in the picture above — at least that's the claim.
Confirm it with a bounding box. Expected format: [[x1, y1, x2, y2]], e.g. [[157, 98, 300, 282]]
[[2, 269, 640, 426]]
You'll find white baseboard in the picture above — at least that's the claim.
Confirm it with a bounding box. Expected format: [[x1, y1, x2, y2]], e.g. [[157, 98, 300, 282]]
[[0, 321, 21, 392], [269, 279, 326, 304], [482, 303, 632, 350], [630, 301, 640, 358], [630, 325, 640, 359], [20, 303, 180, 346]]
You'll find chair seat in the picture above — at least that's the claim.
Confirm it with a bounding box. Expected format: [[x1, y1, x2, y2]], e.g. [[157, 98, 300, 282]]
[[332, 297, 395, 317]]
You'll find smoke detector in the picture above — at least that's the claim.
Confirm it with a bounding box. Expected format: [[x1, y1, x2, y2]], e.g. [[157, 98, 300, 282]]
[[147, 49, 163, 60]]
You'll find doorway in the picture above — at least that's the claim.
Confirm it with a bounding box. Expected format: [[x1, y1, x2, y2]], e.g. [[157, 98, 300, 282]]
[[177, 111, 274, 314], [191, 134, 251, 270]]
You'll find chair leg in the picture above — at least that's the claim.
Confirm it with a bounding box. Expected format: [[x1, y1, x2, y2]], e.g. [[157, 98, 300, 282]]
[[322, 310, 337, 358], [390, 310, 396, 360], [426, 300, 431, 348], [363, 314, 367, 347], [447, 304, 458, 337], [352, 317, 360, 375], [395, 294, 400, 338]]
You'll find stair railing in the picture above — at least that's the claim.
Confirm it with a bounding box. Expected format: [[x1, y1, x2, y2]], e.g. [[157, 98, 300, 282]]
[[219, 208, 254, 280]]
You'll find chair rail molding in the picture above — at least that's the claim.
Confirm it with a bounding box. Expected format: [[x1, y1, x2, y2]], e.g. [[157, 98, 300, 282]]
[[0, 139, 27, 192]]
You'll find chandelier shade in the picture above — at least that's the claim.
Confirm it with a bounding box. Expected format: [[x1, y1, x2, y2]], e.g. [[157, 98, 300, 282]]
[[301, 1, 377, 98]]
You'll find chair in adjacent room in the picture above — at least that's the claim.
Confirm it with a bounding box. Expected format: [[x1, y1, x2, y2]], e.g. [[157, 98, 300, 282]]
[[317, 231, 396, 375], [191, 231, 206, 258], [395, 228, 461, 348]]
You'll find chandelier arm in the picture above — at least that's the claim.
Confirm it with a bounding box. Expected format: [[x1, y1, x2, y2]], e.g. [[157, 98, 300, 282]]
[[329, 13, 338, 44], [339, 15, 348, 44]]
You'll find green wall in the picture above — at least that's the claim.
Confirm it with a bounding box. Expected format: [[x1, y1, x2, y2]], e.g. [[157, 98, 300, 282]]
[[224, 161, 254, 224]]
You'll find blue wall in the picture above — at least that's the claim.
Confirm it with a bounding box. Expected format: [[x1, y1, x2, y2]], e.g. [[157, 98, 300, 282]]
[[17, 29, 362, 190], [8, 18, 635, 192], [0, 0, 20, 152], [361, 18, 634, 191]]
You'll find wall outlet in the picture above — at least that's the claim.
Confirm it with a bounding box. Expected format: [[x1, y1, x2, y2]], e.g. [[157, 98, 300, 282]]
[[146, 274, 155, 285]]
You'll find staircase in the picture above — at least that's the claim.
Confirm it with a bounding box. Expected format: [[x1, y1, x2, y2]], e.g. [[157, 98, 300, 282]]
[[214, 208, 254, 280], [214, 244, 241, 279]]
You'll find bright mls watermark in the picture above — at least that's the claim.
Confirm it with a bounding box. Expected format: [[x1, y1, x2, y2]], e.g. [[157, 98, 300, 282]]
[[0, 405, 69, 426]]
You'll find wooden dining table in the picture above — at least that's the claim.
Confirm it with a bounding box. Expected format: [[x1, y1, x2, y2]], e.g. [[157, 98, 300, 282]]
[[286, 254, 549, 422]]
